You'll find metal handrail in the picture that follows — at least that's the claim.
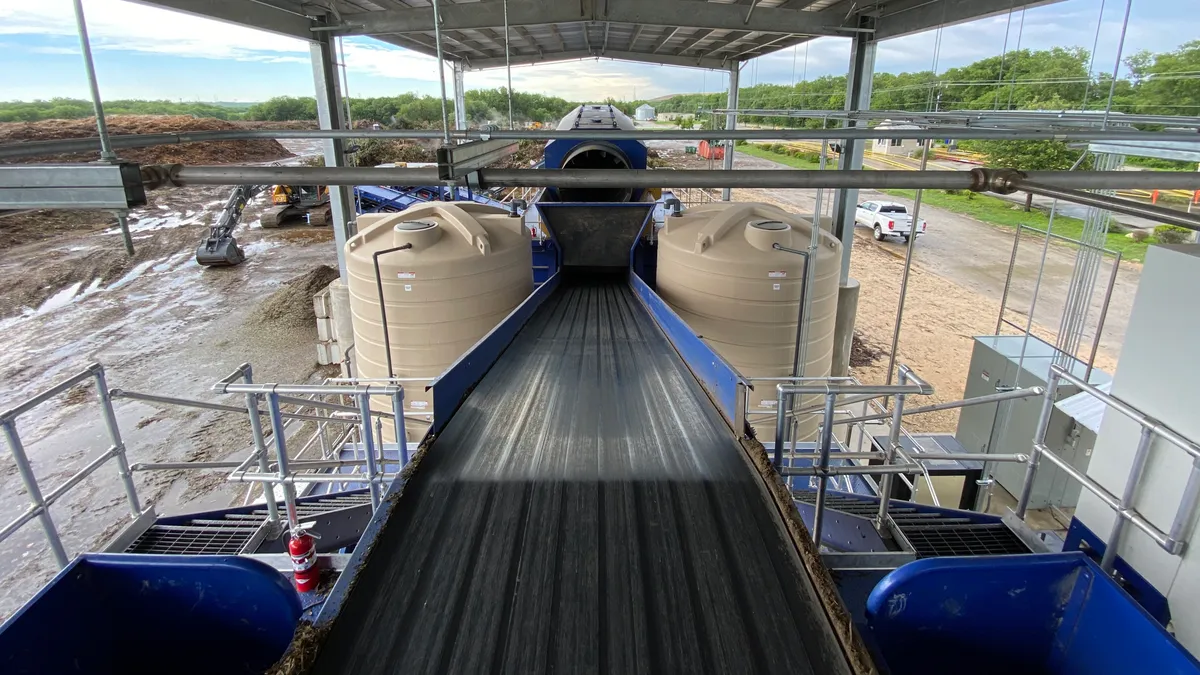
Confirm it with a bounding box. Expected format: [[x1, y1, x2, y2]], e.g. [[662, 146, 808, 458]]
[[0, 364, 142, 569], [1015, 364, 1200, 574], [211, 361, 413, 522]]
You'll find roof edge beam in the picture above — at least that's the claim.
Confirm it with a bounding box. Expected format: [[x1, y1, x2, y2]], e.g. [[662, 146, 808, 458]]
[[130, 0, 314, 41], [466, 49, 731, 71], [334, 0, 584, 36], [873, 0, 1061, 41], [602, 0, 858, 36]]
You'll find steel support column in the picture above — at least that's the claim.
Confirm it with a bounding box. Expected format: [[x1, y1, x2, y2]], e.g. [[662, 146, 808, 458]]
[[452, 62, 468, 131], [831, 19, 876, 283], [311, 29, 355, 278], [722, 61, 740, 201]]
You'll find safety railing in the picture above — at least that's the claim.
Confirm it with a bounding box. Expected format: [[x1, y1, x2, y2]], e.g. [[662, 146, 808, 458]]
[[211, 367, 414, 534], [758, 366, 1044, 546], [0, 361, 426, 571], [996, 223, 1122, 381], [1016, 364, 1200, 574], [0, 364, 143, 569]]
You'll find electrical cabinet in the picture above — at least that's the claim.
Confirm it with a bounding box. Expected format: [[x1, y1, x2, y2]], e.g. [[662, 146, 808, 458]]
[[955, 335, 1109, 511]]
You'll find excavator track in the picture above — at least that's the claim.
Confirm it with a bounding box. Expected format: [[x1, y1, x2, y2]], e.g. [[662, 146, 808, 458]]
[[259, 204, 294, 229], [307, 205, 332, 227]]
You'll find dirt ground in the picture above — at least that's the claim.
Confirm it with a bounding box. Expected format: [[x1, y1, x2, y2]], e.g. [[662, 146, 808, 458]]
[[0, 138, 337, 620]]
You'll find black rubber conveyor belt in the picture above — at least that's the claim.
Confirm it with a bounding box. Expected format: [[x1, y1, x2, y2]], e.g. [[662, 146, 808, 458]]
[[310, 280, 852, 675]]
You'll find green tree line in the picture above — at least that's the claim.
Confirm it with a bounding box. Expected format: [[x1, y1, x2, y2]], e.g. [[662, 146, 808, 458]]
[[0, 99, 250, 123], [2, 42, 1195, 126], [642, 42, 1200, 127]]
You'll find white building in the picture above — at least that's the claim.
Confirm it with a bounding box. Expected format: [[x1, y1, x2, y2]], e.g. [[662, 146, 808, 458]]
[[635, 103, 656, 121], [872, 120, 924, 156]]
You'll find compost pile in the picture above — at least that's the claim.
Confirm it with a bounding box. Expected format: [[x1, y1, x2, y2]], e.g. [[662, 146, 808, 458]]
[[0, 115, 294, 164], [253, 265, 341, 327], [495, 139, 544, 168], [353, 138, 437, 167]]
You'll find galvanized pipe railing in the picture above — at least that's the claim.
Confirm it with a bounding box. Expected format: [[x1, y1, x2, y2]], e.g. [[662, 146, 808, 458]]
[[834, 386, 1045, 426], [771, 366, 934, 545], [0, 363, 144, 569], [1015, 364, 1200, 573], [216, 364, 410, 518]]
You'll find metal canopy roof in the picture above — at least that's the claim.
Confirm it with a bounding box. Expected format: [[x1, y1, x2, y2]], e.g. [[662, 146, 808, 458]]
[[136, 0, 1060, 71]]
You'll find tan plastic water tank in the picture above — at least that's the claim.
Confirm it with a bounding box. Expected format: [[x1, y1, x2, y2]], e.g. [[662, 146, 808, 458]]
[[656, 202, 843, 441], [345, 202, 533, 440]]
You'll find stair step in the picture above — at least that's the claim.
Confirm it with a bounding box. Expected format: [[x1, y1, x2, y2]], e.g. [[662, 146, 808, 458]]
[[901, 523, 1012, 533], [179, 520, 261, 528]]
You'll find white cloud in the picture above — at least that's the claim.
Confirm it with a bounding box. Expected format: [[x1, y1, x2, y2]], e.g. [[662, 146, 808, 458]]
[[469, 58, 662, 100], [0, 0, 309, 63], [339, 40, 443, 83]]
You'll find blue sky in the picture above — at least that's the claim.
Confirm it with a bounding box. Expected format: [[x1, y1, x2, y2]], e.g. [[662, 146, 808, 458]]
[[0, 0, 1191, 103]]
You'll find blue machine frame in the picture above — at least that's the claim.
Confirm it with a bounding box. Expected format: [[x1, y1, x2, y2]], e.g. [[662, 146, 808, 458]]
[[867, 552, 1200, 675], [0, 554, 300, 675], [628, 271, 748, 433]]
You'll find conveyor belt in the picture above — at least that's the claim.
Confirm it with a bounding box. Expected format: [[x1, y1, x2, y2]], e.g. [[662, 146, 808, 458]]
[[311, 280, 852, 675]]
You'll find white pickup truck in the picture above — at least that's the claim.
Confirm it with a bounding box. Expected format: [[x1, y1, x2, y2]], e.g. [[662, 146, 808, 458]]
[[855, 201, 927, 242]]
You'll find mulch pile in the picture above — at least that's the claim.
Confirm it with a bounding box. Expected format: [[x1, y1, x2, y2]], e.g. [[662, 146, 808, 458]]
[[253, 265, 341, 327], [0, 115, 294, 164], [494, 139, 544, 169]]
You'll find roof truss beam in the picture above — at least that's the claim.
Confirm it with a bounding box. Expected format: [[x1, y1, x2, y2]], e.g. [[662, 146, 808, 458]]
[[335, 0, 584, 36], [600, 0, 855, 36], [675, 28, 716, 56], [874, 0, 1059, 40], [466, 48, 730, 71], [333, 0, 858, 37]]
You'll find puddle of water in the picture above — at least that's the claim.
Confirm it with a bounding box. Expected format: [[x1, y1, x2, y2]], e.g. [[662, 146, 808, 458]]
[[106, 260, 157, 291], [239, 240, 283, 256], [35, 282, 84, 314]]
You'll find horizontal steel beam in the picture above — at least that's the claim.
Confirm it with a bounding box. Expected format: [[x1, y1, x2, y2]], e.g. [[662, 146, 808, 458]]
[[5, 128, 1199, 161], [0, 164, 146, 210]]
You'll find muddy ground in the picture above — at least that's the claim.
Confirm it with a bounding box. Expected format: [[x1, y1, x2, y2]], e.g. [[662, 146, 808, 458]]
[[0, 139, 337, 620]]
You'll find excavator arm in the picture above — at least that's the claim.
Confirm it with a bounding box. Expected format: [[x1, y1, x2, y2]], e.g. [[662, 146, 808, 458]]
[[195, 184, 264, 267]]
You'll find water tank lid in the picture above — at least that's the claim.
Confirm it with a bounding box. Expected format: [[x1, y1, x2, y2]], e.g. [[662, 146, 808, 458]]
[[395, 220, 437, 231], [749, 219, 790, 231]]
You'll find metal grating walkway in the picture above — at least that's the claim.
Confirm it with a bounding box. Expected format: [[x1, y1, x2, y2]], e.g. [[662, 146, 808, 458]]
[[793, 490, 1031, 558], [126, 491, 372, 555]]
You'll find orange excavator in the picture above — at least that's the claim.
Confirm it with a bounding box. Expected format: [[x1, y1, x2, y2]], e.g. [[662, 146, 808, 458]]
[[196, 184, 330, 266], [262, 185, 331, 228]]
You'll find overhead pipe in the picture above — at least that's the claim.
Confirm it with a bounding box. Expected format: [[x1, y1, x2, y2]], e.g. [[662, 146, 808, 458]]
[[5, 127, 1200, 161], [153, 165, 1200, 192], [1011, 179, 1200, 232]]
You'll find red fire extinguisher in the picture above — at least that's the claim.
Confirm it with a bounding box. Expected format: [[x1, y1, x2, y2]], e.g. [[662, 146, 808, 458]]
[[288, 528, 320, 593]]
